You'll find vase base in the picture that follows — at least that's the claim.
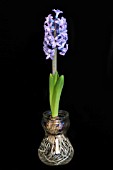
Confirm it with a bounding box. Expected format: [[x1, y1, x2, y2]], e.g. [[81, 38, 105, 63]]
[[38, 134, 74, 166]]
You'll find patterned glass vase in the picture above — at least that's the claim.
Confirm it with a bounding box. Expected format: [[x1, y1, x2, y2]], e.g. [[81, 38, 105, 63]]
[[38, 110, 74, 166]]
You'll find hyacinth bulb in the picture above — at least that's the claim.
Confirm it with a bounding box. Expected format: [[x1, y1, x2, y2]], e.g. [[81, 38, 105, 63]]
[[43, 9, 68, 60]]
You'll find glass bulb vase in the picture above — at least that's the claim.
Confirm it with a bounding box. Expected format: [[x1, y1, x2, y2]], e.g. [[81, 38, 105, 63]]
[[38, 110, 74, 166]]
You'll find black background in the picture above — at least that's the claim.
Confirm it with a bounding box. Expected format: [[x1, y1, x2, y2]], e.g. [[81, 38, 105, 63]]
[[0, 1, 113, 169]]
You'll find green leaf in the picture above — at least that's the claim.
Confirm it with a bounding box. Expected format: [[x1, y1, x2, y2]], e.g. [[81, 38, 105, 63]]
[[49, 73, 53, 111], [49, 71, 59, 113], [52, 75, 64, 117]]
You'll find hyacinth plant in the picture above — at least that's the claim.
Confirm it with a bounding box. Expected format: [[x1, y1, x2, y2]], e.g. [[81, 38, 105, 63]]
[[43, 9, 68, 117]]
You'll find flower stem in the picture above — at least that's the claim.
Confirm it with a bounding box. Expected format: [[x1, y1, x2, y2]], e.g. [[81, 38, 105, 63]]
[[52, 23, 57, 75], [52, 48, 57, 74]]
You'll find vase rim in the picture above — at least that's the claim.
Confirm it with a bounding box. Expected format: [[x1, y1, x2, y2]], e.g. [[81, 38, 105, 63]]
[[43, 110, 69, 119]]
